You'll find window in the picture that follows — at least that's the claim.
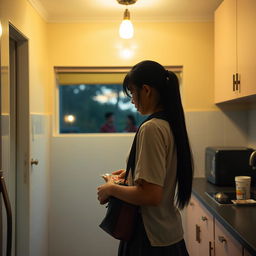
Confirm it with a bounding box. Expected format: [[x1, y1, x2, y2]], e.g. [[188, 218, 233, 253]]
[[55, 67, 182, 134]]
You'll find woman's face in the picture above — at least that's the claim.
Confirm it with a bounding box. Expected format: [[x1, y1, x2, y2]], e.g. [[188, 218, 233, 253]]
[[128, 84, 151, 115], [129, 84, 140, 111], [129, 83, 163, 115]]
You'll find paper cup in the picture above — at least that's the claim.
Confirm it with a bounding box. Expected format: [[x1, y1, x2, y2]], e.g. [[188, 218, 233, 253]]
[[235, 176, 251, 200]]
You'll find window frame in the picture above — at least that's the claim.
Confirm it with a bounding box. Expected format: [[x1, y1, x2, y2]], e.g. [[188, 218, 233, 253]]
[[54, 66, 183, 136]]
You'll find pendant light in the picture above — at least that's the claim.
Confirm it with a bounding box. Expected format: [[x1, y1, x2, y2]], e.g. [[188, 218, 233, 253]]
[[117, 0, 137, 39]]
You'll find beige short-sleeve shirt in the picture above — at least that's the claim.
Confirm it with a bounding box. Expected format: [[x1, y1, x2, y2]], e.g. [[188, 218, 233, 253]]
[[129, 118, 183, 246]]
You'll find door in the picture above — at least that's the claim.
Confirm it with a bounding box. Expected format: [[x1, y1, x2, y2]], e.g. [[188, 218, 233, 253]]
[[9, 25, 30, 256]]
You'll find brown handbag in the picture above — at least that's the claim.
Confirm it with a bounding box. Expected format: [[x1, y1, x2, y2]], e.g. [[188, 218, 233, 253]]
[[99, 186, 138, 241]]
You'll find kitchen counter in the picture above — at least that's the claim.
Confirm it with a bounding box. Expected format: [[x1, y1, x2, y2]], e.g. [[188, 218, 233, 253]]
[[192, 178, 256, 255]]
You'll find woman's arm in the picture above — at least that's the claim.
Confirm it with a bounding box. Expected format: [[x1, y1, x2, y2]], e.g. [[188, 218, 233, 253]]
[[97, 177, 163, 206]]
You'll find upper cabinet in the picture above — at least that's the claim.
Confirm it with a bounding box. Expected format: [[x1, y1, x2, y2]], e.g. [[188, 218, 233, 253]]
[[237, 0, 256, 98], [214, 0, 256, 103]]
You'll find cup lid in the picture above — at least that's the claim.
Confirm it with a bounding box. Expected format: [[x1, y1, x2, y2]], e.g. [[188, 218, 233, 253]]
[[235, 176, 251, 181]]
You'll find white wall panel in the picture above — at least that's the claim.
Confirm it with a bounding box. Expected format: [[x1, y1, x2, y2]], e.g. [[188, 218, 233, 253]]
[[49, 110, 249, 255]]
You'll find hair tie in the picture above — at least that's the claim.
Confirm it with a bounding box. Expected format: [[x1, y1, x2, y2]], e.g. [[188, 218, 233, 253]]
[[165, 70, 170, 80]]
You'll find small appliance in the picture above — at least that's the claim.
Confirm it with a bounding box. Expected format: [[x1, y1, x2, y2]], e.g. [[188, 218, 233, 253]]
[[205, 147, 256, 186]]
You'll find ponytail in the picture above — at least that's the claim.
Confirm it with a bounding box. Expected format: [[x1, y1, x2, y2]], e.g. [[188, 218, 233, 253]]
[[164, 71, 193, 209], [123, 60, 193, 209]]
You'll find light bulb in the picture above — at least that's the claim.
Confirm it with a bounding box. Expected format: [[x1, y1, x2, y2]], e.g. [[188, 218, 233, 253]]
[[119, 9, 134, 39], [64, 115, 75, 123]]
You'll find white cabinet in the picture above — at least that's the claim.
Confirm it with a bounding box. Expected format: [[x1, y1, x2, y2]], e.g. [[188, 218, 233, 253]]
[[214, 0, 256, 103], [215, 0, 237, 103], [186, 197, 199, 256], [215, 219, 243, 256], [186, 195, 245, 256], [236, 0, 256, 98], [186, 196, 214, 256]]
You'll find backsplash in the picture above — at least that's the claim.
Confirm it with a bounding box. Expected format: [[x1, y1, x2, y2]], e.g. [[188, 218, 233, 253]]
[[185, 110, 248, 177]]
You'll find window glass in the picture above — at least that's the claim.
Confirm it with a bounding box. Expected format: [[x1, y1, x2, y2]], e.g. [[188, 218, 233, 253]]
[[56, 67, 182, 134], [59, 83, 143, 133]]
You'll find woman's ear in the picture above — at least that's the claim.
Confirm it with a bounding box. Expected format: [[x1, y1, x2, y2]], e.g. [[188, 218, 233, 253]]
[[142, 84, 152, 97]]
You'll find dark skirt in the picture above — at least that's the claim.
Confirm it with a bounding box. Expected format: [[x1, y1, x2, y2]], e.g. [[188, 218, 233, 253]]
[[118, 215, 189, 256]]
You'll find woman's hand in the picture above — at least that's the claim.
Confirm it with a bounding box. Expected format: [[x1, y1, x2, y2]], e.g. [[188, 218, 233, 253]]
[[101, 169, 126, 184], [111, 169, 126, 184], [112, 169, 126, 179], [97, 175, 115, 205]]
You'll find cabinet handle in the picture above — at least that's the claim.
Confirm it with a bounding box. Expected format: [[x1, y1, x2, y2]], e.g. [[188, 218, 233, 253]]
[[196, 224, 201, 243], [236, 73, 240, 92], [218, 236, 227, 243], [201, 216, 208, 221], [233, 74, 236, 91], [209, 241, 214, 256]]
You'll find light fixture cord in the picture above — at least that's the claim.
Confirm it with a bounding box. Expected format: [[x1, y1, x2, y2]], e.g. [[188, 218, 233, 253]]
[[123, 9, 130, 20]]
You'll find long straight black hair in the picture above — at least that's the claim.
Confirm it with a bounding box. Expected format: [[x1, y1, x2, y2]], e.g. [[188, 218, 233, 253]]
[[123, 60, 193, 209]]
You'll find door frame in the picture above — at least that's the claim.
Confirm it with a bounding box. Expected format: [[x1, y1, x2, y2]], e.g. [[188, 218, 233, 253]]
[[9, 23, 30, 256]]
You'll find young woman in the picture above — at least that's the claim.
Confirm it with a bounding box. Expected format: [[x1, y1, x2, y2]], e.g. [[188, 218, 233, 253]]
[[97, 60, 193, 256]]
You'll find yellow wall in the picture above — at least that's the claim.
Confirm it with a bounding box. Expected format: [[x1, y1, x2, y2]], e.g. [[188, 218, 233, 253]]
[[0, 0, 51, 113], [48, 21, 215, 111], [1, 1, 216, 113]]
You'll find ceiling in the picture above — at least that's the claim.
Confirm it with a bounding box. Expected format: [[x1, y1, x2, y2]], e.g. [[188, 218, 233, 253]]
[[28, 0, 223, 23]]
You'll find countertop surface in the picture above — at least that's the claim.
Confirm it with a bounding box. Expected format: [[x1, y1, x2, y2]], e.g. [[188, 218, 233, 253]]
[[192, 178, 256, 255]]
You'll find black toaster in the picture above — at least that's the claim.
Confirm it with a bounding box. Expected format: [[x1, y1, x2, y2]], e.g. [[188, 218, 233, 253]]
[[205, 147, 256, 186]]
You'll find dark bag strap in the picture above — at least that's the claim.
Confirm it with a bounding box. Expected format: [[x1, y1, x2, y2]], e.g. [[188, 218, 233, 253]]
[[124, 111, 170, 183]]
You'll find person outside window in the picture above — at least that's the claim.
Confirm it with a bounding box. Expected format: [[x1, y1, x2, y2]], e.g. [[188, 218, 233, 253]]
[[100, 112, 116, 133]]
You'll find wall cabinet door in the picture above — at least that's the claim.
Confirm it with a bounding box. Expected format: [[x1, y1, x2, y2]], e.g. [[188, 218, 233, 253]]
[[214, 0, 238, 103], [214, 0, 256, 103], [237, 0, 256, 98], [215, 219, 243, 256]]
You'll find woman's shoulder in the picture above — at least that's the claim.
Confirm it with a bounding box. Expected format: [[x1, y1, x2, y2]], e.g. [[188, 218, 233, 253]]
[[139, 118, 171, 138], [141, 118, 169, 130]]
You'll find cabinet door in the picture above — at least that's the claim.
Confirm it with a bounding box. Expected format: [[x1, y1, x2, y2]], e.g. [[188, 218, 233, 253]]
[[214, 0, 238, 103], [237, 0, 256, 98], [185, 196, 199, 256], [185, 196, 214, 256], [215, 220, 243, 256], [198, 205, 214, 256]]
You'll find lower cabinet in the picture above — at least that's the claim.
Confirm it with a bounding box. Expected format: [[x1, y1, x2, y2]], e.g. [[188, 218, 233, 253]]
[[185, 195, 245, 256], [215, 219, 242, 256], [186, 195, 214, 256]]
